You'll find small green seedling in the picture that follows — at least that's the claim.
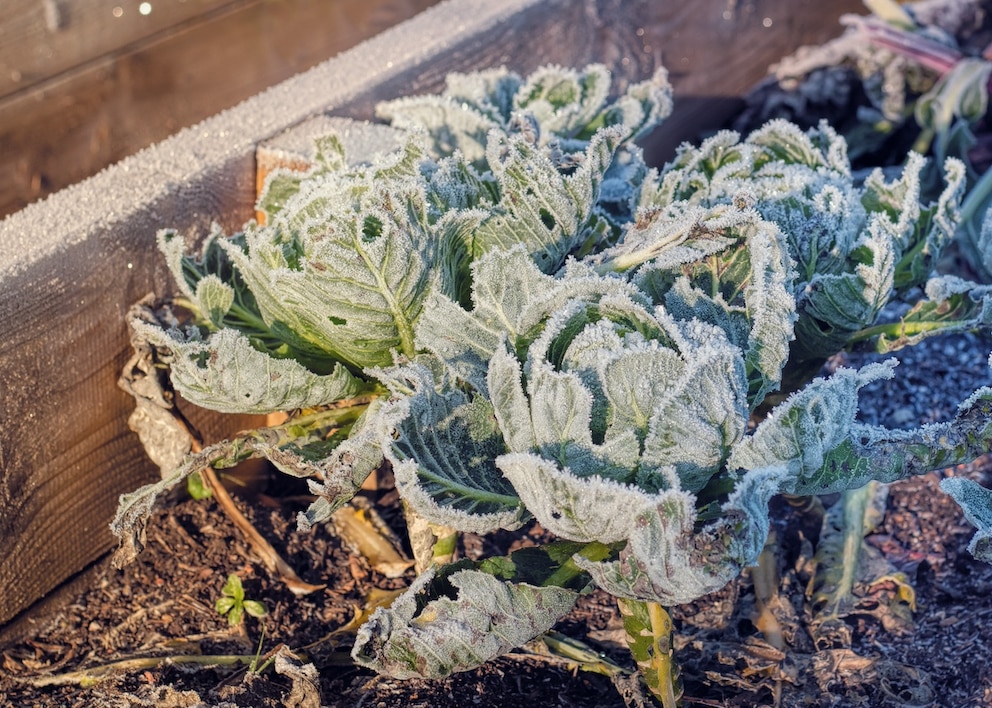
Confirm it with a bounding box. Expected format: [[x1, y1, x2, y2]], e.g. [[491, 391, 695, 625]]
[[215, 573, 268, 627]]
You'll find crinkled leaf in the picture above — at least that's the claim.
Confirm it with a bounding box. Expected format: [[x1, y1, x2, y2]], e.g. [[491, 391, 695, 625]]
[[220, 135, 449, 370], [785, 383, 992, 496], [636, 317, 750, 490], [940, 477, 992, 564], [157, 229, 286, 355], [470, 126, 622, 273], [415, 247, 553, 390], [377, 362, 525, 534], [376, 63, 672, 164], [872, 275, 992, 353], [352, 566, 578, 679], [793, 220, 896, 363], [729, 362, 895, 483], [298, 404, 386, 532], [497, 452, 668, 543], [376, 68, 518, 162], [487, 284, 749, 491], [130, 318, 364, 414], [861, 153, 965, 291], [514, 63, 612, 139], [626, 209, 796, 407], [575, 466, 787, 605], [417, 247, 651, 392]]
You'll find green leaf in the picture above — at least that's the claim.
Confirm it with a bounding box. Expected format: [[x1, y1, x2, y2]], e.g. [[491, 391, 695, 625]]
[[868, 275, 992, 354], [352, 566, 578, 679], [186, 471, 212, 500], [220, 134, 451, 370], [497, 452, 669, 543], [221, 574, 245, 602], [575, 465, 787, 605], [130, 318, 365, 415], [376, 63, 672, 163], [376, 67, 517, 162], [226, 606, 244, 627], [243, 600, 268, 619], [415, 247, 553, 391], [215, 596, 237, 615], [729, 362, 895, 482], [792, 221, 896, 363], [470, 126, 622, 273], [785, 384, 992, 496], [377, 361, 525, 534], [915, 59, 992, 138]]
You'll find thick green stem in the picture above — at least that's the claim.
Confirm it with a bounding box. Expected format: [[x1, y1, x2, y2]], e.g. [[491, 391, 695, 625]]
[[541, 541, 613, 588], [648, 602, 680, 708]]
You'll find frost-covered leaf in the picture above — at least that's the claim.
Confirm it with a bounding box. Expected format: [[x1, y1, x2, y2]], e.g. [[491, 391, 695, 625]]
[[637, 119, 963, 368], [376, 63, 672, 163], [940, 477, 992, 564], [863, 154, 965, 291], [129, 317, 364, 414], [352, 566, 578, 679], [575, 466, 788, 605], [619, 206, 797, 406], [222, 140, 452, 369], [468, 126, 623, 273], [414, 248, 546, 390], [298, 403, 387, 531], [729, 362, 895, 485], [484, 275, 750, 492], [497, 453, 668, 543], [872, 275, 992, 353], [513, 63, 612, 139], [792, 220, 896, 363], [376, 362, 525, 534], [417, 247, 650, 392], [376, 67, 518, 162], [786, 382, 992, 496]]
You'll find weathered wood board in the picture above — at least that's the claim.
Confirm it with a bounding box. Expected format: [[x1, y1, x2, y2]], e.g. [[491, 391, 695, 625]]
[[0, 0, 441, 219], [0, 0, 864, 638]]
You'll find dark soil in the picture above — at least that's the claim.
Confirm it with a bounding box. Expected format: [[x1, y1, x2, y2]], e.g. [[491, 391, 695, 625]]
[[1, 440, 992, 707]]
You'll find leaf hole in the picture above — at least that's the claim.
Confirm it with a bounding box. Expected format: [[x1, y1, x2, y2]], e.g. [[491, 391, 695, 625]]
[[329, 315, 347, 326], [362, 215, 383, 242], [539, 208, 556, 231]]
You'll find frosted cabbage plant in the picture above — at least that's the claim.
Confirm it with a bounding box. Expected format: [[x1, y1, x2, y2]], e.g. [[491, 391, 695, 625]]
[[113, 62, 992, 704]]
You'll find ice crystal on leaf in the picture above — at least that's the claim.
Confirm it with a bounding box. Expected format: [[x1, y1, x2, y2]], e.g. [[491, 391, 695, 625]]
[[634, 119, 969, 366]]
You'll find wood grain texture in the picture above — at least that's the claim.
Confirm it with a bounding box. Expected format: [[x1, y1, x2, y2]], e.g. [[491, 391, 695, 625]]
[[0, 0, 866, 634], [0, 0, 242, 99], [0, 0, 441, 218]]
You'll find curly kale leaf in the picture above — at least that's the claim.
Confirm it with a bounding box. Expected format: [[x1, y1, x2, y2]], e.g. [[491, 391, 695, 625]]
[[376, 63, 672, 163]]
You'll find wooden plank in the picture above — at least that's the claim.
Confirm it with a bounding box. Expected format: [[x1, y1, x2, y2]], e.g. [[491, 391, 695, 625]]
[[0, 0, 245, 100], [0, 0, 868, 635], [0, 0, 441, 219]]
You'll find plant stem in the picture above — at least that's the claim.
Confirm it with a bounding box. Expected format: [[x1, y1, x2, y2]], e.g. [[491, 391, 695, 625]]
[[647, 602, 680, 708], [540, 541, 613, 588]]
